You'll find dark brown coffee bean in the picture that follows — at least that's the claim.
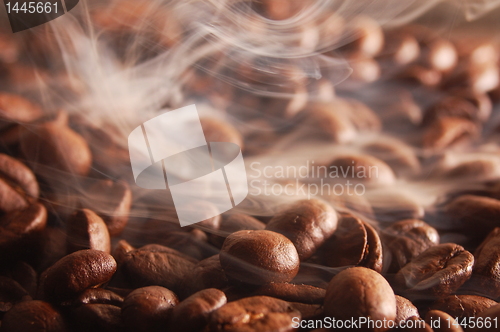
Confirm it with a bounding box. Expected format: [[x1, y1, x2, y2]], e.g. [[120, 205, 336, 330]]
[[220, 230, 300, 285], [425, 310, 464, 332], [122, 286, 178, 332], [183, 255, 229, 297], [379, 30, 420, 66], [72, 303, 122, 332], [370, 191, 425, 222], [332, 193, 374, 218], [121, 244, 196, 293], [84, 180, 131, 236], [21, 111, 92, 177], [471, 303, 500, 331], [437, 158, 500, 181], [0, 153, 39, 199], [342, 98, 382, 132], [167, 288, 226, 332], [363, 139, 421, 177], [67, 209, 111, 254], [252, 283, 325, 304], [301, 102, 357, 143], [382, 219, 440, 273], [209, 214, 265, 248], [266, 199, 337, 261], [0, 203, 47, 262], [0, 276, 31, 314], [395, 243, 474, 299], [288, 302, 323, 321], [200, 117, 243, 149], [361, 221, 384, 273], [430, 295, 497, 321], [73, 288, 124, 307], [7, 261, 38, 298], [399, 64, 442, 87], [422, 117, 478, 150], [0, 178, 28, 214], [423, 96, 480, 127], [324, 267, 396, 332], [395, 295, 420, 325], [1, 300, 67, 332], [0, 93, 43, 123], [39, 249, 117, 303], [208, 295, 300, 332], [112, 240, 135, 266], [328, 154, 396, 185]]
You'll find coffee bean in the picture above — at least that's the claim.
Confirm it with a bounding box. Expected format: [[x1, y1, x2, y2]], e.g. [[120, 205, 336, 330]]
[[422, 96, 480, 127], [200, 117, 243, 149], [424, 39, 458, 72], [208, 295, 300, 332], [348, 57, 381, 83], [111, 240, 135, 266], [0, 276, 31, 315], [209, 213, 265, 248], [422, 117, 477, 150], [220, 230, 300, 285], [339, 15, 384, 57], [430, 295, 497, 321], [395, 243, 474, 299], [362, 221, 384, 273], [252, 282, 326, 304], [395, 295, 420, 325], [425, 310, 464, 332], [167, 288, 226, 332], [471, 303, 500, 331], [370, 191, 425, 222], [379, 30, 420, 66], [121, 286, 178, 332], [0, 153, 39, 199], [67, 209, 111, 254], [183, 255, 229, 297], [399, 64, 442, 87], [39, 249, 117, 303], [289, 302, 323, 321], [84, 180, 131, 236], [382, 219, 440, 273], [301, 102, 357, 143], [121, 244, 196, 293], [73, 288, 124, 307], [0, 93, 43, 123], [266, 199, 338, 260], [328, 154, 396, 185], [324, 267, 396, 332], [6, 261, 38, 298], [363, 139, 421, 177], [1, 300, 67, 332], [72, 303, 122, 332]]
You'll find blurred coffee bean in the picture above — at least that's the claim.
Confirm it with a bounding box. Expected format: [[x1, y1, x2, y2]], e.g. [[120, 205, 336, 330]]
[[208, 295, 300, 332], [73, 288, 124, 307], [0, 203, 47, 262], [422, 117, 477, 150], [167, 288, 227, 332], [423, 39, 458, 73], [252, 282, 325, 304], [1, 300, 67, 332], [437, 157, 500, 181], [399, 64, 442, 87], [0, 276, 31, 315], [447, 63, 500, 94], [332, 193, 374, 218], [430, 295, 497, 321], [6, 261, 38, 298], [220, 230, 300, 285], [324, 267, 396, 332], [72, 303, 122, 332], [0, 93, 43, 123], [363, 139, 421, 177], [301, 102, 357, 143], [67, 209, 111, 254], [425, 310, 464, 332], [39, 249, 117, 303], [379, 30, 420, 66], [183, 255, 229, 297], [342, 98, 382, 132], [209, 213, 265, 248], [395, 243, 474, 299], [289, 302, 323, 321], [339, 15, 384, 57], [382, 219, 440, 273], [121, 244, 196, 293], [266, 199, 337, 260], [21, 111, 92, 178], [122, 286, 178, 332], [348, 57, 381, 83], [84, 180, 132, 236], [422, 96, 481, 127], [0, 153, 39, 200], [451, 89, 492, 122], [200, 117, 243, 149], [254, 0, 309, 20], [111, 240, 135, 266], [328, 154, 396, 185], [395, 295, 420, 325], [471, 303, 500, 331]]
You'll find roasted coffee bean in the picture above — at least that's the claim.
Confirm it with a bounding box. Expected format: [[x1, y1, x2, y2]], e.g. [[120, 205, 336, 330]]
[[395, 243, 474, 299], [167, 288, 227, 332], [425, 310, 464, 332], [395, 295, 420, 325], [328, 154, 396, 185], [39, 249, 117, 303], [363, 139, 421, 177], [399, 64, 442, 87], [348, 57, 381, 83], [423, 96, 480, 127], [252, 282, 325, 304], [0, 276, 31, 315], [430, 295, 497, 321], [121, 286, 178, 332], [84, 180, 132, 236], [21, 111, 92, 178], [112, 240, 135, 266], [382, 219, 440, 273], [370, 191, 425, 222], [266, 199, 337, 261], [208, 295, 300, 332], [200, 117, 243, 149], [342, 98, 381, 132], [183, 255, 229, 296], [463, 228, 500, 298], [339, 15, 384, 57], [302, 102, 357, 143], [73, 288, 124, 307], [289, 302, 323, 321], [220, 230, 300, 285], [332, 192, 374, 218], [0, 93, 43, 123], [0, 153, 39, 212], [121, 244, 196, 293], [0, 203, 47, 262], [438, 158, 500, 181], [67, 209, 111, 254], [1, 300, 67, 332], [379, 30, 420, 66], [471, 303, 500, 331], [72, 303, 122, 332], [6, 261, 38, 297], [361, 221, 384, 273], [422, 117, 478, 150], [209, 213, 265, 248], [324, 267, 396, 332], [423, 39, 458, 72]]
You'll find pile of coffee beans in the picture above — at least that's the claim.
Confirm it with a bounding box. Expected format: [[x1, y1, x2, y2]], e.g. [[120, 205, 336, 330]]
[[1, 1, 500, 331]]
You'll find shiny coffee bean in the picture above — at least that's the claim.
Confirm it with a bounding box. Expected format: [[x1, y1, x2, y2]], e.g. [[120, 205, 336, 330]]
[[122, 286, 178, 332], [395, 295, 420, 325], [382, 219, 440, 273], [430, 295, 497, 321], [324, 267, 396, 332], [73, 288, 124, 307], [209, 213, 265, 248], [39, 249, 117, 303], [67, 209, 111, 254], [253, 282, 325, 304], [111, 240, 135, 266], [208, 295, 300, 332], [167, 288, 227, 332], [220, 230, 300, 285], [72, 303, 122, 332], [0, 153, 39, 212], [395, 243, 474, 299], [266, 199, 338, 260], [1, 300, 67, 332]]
